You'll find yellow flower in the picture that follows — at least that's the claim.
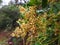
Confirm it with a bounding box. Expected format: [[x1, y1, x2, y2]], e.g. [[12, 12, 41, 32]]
[[15, 34, 20, 38], [11, 33, 15, 37], [21, 23, 26, 27], [29, 6, 36, 11], [25, 11, 31, 19], [14, 27, 20, 32], [21, 32, 26, 38], [20, 6, 26, 14]]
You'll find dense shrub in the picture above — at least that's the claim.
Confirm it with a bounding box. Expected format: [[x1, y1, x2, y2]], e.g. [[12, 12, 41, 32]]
[[0, 5, 20, 30]]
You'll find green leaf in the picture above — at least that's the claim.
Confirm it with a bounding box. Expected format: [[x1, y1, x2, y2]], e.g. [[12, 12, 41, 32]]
[[35, 42, 40, 45], [27, 0, 41, 6]]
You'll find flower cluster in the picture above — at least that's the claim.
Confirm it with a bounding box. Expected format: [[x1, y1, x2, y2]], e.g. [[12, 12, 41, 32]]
[[10, 5, 60, 45]]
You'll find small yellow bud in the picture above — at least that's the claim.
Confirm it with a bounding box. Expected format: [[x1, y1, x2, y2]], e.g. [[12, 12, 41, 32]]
[[11, 33, 15, 37]]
